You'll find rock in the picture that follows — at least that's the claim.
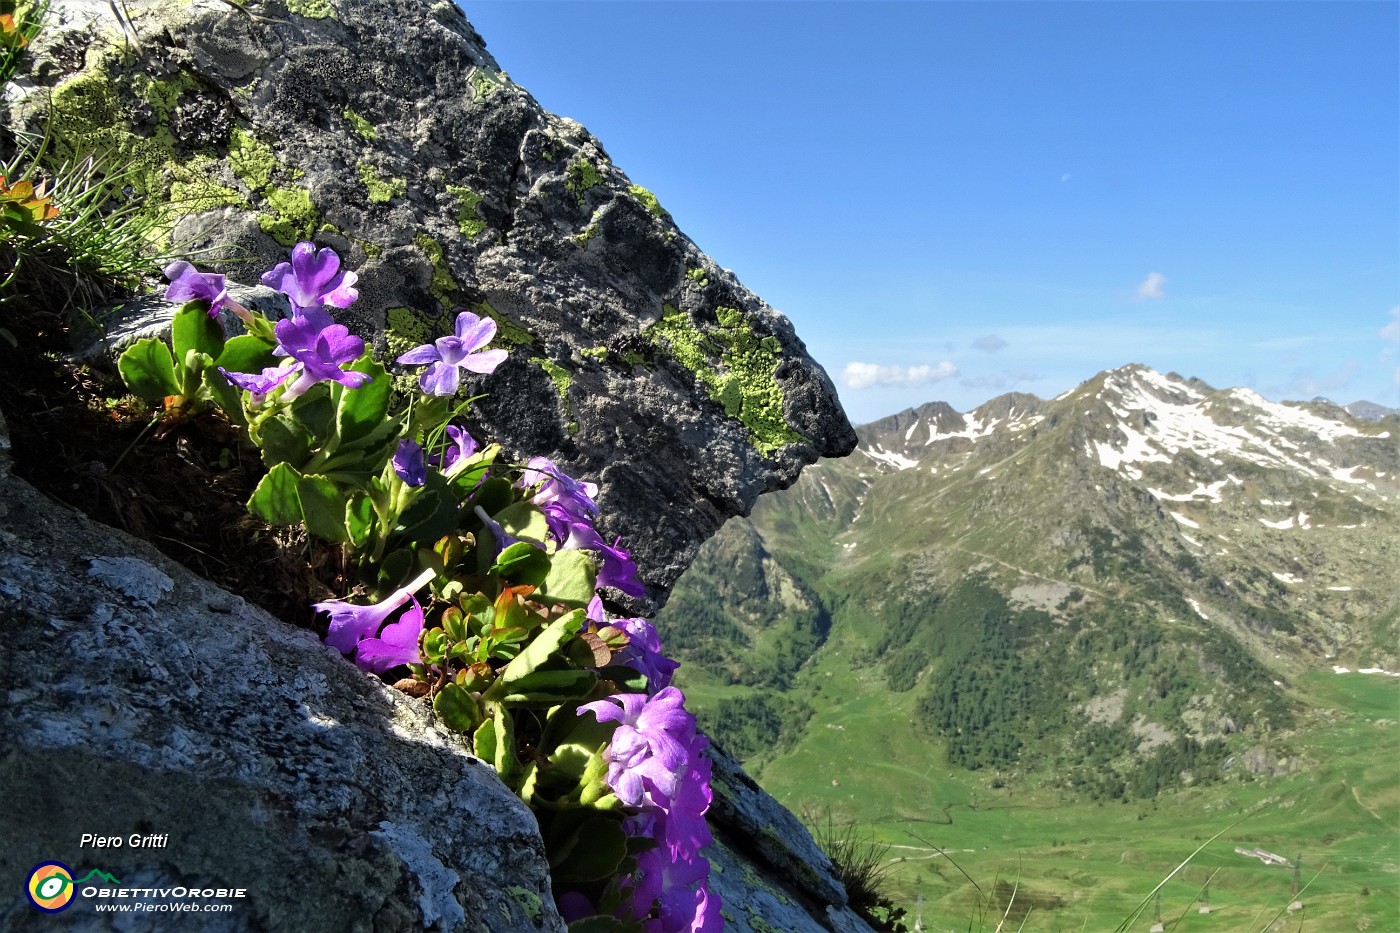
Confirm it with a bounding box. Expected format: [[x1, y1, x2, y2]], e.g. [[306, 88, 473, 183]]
[[3, 0, 857, 611], [0, 465, 565, 932]]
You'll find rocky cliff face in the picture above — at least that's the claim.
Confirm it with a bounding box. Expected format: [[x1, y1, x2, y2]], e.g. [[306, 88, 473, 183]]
[[3, 0, 856, 610]]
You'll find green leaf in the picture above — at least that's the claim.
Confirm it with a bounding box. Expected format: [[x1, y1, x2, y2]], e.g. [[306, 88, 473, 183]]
[[497, 669, 598, 706], [597, 664, 649, 694], [333, 353, 390, 444], [345, 495, 375, 548], [549, 816, 628, 884], [200, 365, 245, 425], [215, 334, 278, 374], [433, 682, 480, 733], [117, 338, 179, 400], [488, 610, 586, 696], [491, 703, 521, 787], [171, 303, 225, 362], [396, 473, 460, 543], [567, 917, 632, 933], [495, 501, 549, 545], [298, 473, 348, 542], [248, 462, 304, 526], [473, 716, 497, 763], [290, 389, 335, 444], [536, 550, 598, 608], [376, 548, 414, 591], [255, 415, 312, 469], [491, 541, 551, 586]]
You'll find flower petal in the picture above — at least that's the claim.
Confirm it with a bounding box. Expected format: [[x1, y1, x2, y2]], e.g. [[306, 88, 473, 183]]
[[418, 361, 461, 397], [454, 311, 497, 350], [460, 348, 508, 374], [396, 343, 443, 365]]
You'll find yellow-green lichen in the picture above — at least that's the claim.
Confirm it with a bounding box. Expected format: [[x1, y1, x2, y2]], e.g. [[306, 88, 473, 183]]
[[385, 305, 446, 367], [571, 223, 600, 246], [343, 108, 377, 141], [413, 233, 460, 308], [230, 127, 275, 191], [286, 0, 336, 19], [645, 304, 806, 455], [565, 157, 603, 205], [447, 185, 486, 238], [503, 887, 543, 925], [471, 300, 532, 348], [686, 267, 709, 287], [627, 183, 668, 219], [579, 346, 608, 362], [260, 186, 319, 246], [357, 162, 405, 204], [533, 357, 577, 434], [469, 67, 504, 100]]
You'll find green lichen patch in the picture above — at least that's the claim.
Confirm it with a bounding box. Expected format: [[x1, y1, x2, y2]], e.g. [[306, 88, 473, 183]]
[[686, 267, 709, 287], [230, 127, 276, 191], [413, 233, 460, 308], [260, 187, 319, 247], [471, 300, 533, 348], [446, 185, 486, 238], [357, 162, 406, 204], [644, 304, 807, 455], [469, 66, 505, 100], [502, 887, 543, 925], [342, 108, 377, 141], [169, 176, 242, 214], [385, 305, 446, 367], [627, 184, 668, 219], [286, 0, 336, 19], [571, 222, 600, 247], [532, 357, 577, 434], [578, 346, 608, 362], [564, 157, 603, 205]]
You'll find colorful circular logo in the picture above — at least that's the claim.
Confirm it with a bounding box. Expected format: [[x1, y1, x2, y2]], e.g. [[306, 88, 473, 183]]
[[26, 862, 75, 913]]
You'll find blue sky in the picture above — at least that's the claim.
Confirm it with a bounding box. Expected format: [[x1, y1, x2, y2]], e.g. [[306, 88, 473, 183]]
[[464, 1, 1399, 426]]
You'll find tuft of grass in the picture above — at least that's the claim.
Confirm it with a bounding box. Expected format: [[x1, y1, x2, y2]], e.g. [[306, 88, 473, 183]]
[[806, 807, 909, 931]]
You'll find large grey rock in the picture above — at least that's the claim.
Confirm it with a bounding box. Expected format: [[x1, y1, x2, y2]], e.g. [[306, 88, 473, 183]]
[[4, 0, 857, 610], [0, 461, 565, 932]]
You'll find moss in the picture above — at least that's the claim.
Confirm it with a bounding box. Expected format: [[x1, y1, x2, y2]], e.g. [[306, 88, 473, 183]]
[[413, 233, 460, 308], [230, 127, 275, 191], [446, 185, 486, 238], [644, 304, 806, 455], [286, 0, 336, 19], [532, 357, 577, 434], [686, 267, 709, 287], [470, 300, 533, 348], [627, 183, 668, 219], [564, 157, 603, 204], [260, 187, 319, 247], [342, 108, 377, 141], [356, 162, 405, 204]]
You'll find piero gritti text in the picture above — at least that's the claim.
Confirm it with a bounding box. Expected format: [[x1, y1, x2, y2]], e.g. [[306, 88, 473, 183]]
[[80, 833, 169, 849]]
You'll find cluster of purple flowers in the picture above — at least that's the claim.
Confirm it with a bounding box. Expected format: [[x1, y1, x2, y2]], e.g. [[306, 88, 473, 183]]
[[570, 601, 717, 932], [519, 457, 646, 599]]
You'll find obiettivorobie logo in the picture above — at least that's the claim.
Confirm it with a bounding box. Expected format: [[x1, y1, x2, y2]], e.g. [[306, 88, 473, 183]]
[[25, 863, 122, 913]]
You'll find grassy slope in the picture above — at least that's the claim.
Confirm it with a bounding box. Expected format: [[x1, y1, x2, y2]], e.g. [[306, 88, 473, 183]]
[[728, 664, 1397, 932]]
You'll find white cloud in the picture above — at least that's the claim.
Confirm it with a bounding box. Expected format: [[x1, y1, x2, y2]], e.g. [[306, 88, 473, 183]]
[[1136, 272, 1167, 300], [971, 334, 1008, 353], [843, 361, 957, 390], [1382, 306, 1400, 344]]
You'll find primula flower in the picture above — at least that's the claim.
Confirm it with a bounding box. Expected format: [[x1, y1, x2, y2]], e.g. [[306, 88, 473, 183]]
[[612, 617, 679, 693], [619, 811, 719, 933], [580, 687, 695, 808], [396, 311, 507, 396], [219, 361, 297, 406], [428, 425, 479, 476], [164, 260, 257, 325], [314, 568, 435, 656], [392, 439, 427, 487], [520, 457, 599, 523], [261, 241, 359, 315], [273, 314, 371, 398], [353, 596, 425, 674]]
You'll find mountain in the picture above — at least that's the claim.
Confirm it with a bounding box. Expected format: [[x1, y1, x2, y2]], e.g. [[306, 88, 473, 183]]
[[656, 364, 1399, 799], [1344, 399, 1400, 422]]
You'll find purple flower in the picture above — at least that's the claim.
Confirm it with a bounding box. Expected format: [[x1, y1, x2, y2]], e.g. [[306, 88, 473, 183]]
[[392, 439, 427, 487], [580, 687, 695, 808], [520, 457, 599, 523], [427, 425, 479, 476], [219, 361, 297, 405], [553, 513, 645, 598], [620, 813, 719, 933], [314, 568, 434, 656], [473, 505, 518, 557], [396, 311, 507, 396], [163, 261, 230, 317], [273, 314, 371, 398], [613, 617, 679, 693], [261, 242, 359, 315], [353, 596, 425, 674], [597, 536, 645, 598]]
